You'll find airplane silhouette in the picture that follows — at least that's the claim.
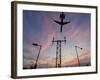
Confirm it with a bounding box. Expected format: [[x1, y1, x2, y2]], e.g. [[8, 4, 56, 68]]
[[54, 12, 70, 32]]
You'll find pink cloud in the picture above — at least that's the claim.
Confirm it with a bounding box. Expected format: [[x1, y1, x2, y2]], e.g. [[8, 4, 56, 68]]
[[62, 48, 91, 67]]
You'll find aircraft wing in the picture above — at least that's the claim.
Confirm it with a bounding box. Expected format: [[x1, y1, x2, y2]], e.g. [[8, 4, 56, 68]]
[[63, 21, 70, 25], [54, 20, 61, 25]]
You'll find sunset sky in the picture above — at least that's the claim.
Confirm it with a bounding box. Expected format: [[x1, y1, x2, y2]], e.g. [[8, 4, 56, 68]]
[[23, 10, 91, 69]]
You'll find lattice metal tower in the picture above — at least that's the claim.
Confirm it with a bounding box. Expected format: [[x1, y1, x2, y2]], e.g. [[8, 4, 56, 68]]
[[52, 37, 66, 67]]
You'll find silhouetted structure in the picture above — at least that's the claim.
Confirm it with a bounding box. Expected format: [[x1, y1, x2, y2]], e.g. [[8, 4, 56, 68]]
[[75, 46, 82, 66], [52, 12, 70, 68], [52, 37, 66, 67], [32, 43, 42, 69]]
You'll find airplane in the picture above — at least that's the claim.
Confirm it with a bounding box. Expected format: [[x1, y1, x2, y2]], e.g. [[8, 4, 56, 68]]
[[54, 12, 70, 32]]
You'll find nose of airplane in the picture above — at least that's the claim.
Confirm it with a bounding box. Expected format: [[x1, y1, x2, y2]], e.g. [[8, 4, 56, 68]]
[[60, 13, 65, 19]]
